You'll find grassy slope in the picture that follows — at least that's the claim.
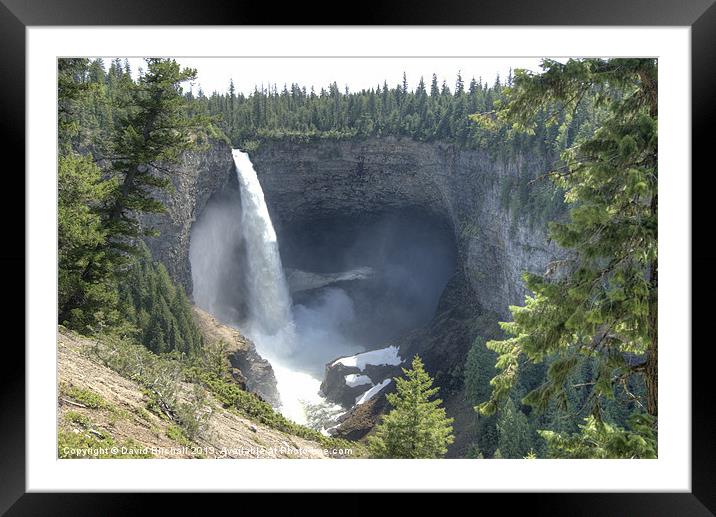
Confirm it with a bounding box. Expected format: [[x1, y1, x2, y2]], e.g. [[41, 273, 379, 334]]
[[58, 328, 362, 459]]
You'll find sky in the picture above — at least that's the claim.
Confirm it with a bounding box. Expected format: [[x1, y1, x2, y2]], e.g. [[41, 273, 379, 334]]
[[111, 57, 547, 96]]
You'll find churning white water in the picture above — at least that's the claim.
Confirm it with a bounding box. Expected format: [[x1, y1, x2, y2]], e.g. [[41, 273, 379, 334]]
[[231, 149, 344, 428]]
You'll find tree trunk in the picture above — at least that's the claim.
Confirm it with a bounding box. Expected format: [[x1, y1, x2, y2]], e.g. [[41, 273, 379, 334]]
[[645, 193, 658, 419], [645, 278, 658, 418], [645, 279, 658, 417]]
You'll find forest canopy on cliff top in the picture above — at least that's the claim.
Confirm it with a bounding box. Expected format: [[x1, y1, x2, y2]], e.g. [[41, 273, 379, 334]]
[[73, 58, 599, 157]]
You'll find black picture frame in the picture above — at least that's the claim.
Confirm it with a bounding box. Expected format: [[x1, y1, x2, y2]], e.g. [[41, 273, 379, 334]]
[[2, 0, 714, 514]]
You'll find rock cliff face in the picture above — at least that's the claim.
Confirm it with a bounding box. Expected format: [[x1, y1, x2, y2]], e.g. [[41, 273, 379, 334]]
[[142, 138, 235, 292], [251, 137, 561, 318], [145, 136, 561, 320]]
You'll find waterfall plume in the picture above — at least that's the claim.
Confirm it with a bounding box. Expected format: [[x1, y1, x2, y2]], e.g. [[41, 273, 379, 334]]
[[232, 149, 294, 342]]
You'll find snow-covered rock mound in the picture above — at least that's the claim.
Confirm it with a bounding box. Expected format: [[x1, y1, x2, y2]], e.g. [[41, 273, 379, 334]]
[[320, 346, 404, 408]]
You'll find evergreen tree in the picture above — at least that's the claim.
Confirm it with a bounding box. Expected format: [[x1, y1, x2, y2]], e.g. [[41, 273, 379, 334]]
[[228, 78, 236, 135], [496, 398, 534, 458], [477, 59, 658, 453], [463, 337, 499, 456], [57, 153, 117, 330], [464, 337, 496, 407], [105, 58, 212, 250], [540, 413, 656, 459], [57, 58, 119, 330], [430, 74, 440, 98], [454, 71, 465, 96], [58, 58, 91, 151], [118, 244, 204, 356], [368, 356, 454, 458]]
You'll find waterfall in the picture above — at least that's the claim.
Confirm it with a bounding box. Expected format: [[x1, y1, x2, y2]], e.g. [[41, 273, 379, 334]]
[[232, 150, 344, 427], [190, 149, 347, 428], [233, 149, 294, 343]]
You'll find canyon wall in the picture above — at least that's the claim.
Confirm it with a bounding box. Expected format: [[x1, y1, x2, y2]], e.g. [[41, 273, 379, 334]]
[[142, 138, 236, 292], [251, 137, 562, 318], [145, 135, 563, 320]]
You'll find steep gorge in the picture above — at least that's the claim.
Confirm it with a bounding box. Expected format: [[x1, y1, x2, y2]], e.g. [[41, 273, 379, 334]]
[[142, 136, 564, 453]]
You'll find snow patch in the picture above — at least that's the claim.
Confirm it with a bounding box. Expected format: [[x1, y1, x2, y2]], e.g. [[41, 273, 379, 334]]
[[344, 374, 372, 388], [332, 345, 402, 371], [355, 378, 392, 405]]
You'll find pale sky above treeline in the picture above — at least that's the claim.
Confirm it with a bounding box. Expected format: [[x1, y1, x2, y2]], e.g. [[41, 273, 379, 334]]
[[101, 57, 549, 96]]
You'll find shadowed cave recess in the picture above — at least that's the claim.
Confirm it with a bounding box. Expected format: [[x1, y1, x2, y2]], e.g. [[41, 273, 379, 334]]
[[189, 166, 458, 428], [192, 181, 456, 362]]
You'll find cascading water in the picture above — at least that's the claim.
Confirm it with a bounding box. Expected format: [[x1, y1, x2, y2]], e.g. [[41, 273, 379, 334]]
[[233, 150, 294, 340], [231, 149, 344, 428]]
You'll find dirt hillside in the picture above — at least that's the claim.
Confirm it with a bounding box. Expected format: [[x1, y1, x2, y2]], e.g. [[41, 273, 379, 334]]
[[58, 328, 334, 459]]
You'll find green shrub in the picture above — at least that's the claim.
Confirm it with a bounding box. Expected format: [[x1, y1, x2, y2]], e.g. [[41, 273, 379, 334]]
[[60, 383, 108, 409], [58, 430, 153, 459], [166, 424, 191, 446], [65, 411, 91, 428], [174, 384, 211, 441], [185, 367, 360, 454]]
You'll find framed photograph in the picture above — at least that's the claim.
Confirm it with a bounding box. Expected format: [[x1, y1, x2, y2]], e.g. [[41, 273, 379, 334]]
[[5, 0, 714, 513]]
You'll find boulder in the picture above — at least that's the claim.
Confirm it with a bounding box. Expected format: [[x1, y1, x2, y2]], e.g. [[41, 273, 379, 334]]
[[320, 362, 369, 408], [329, 383, 395, 441]]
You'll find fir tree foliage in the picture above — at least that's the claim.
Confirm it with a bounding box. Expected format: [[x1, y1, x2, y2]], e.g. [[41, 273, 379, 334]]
[[464, 337, 497, 408], [105, 58, 213, 249], [463, 336, 499, 457], [58, 58, 93, 151], [368, 356, 454, 458], [540, 413, 656, 459], [476, 59, 658, 455], [58, 153, 118, 331], [118, 245, 204, 356], [495, 398, 534, 458]]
